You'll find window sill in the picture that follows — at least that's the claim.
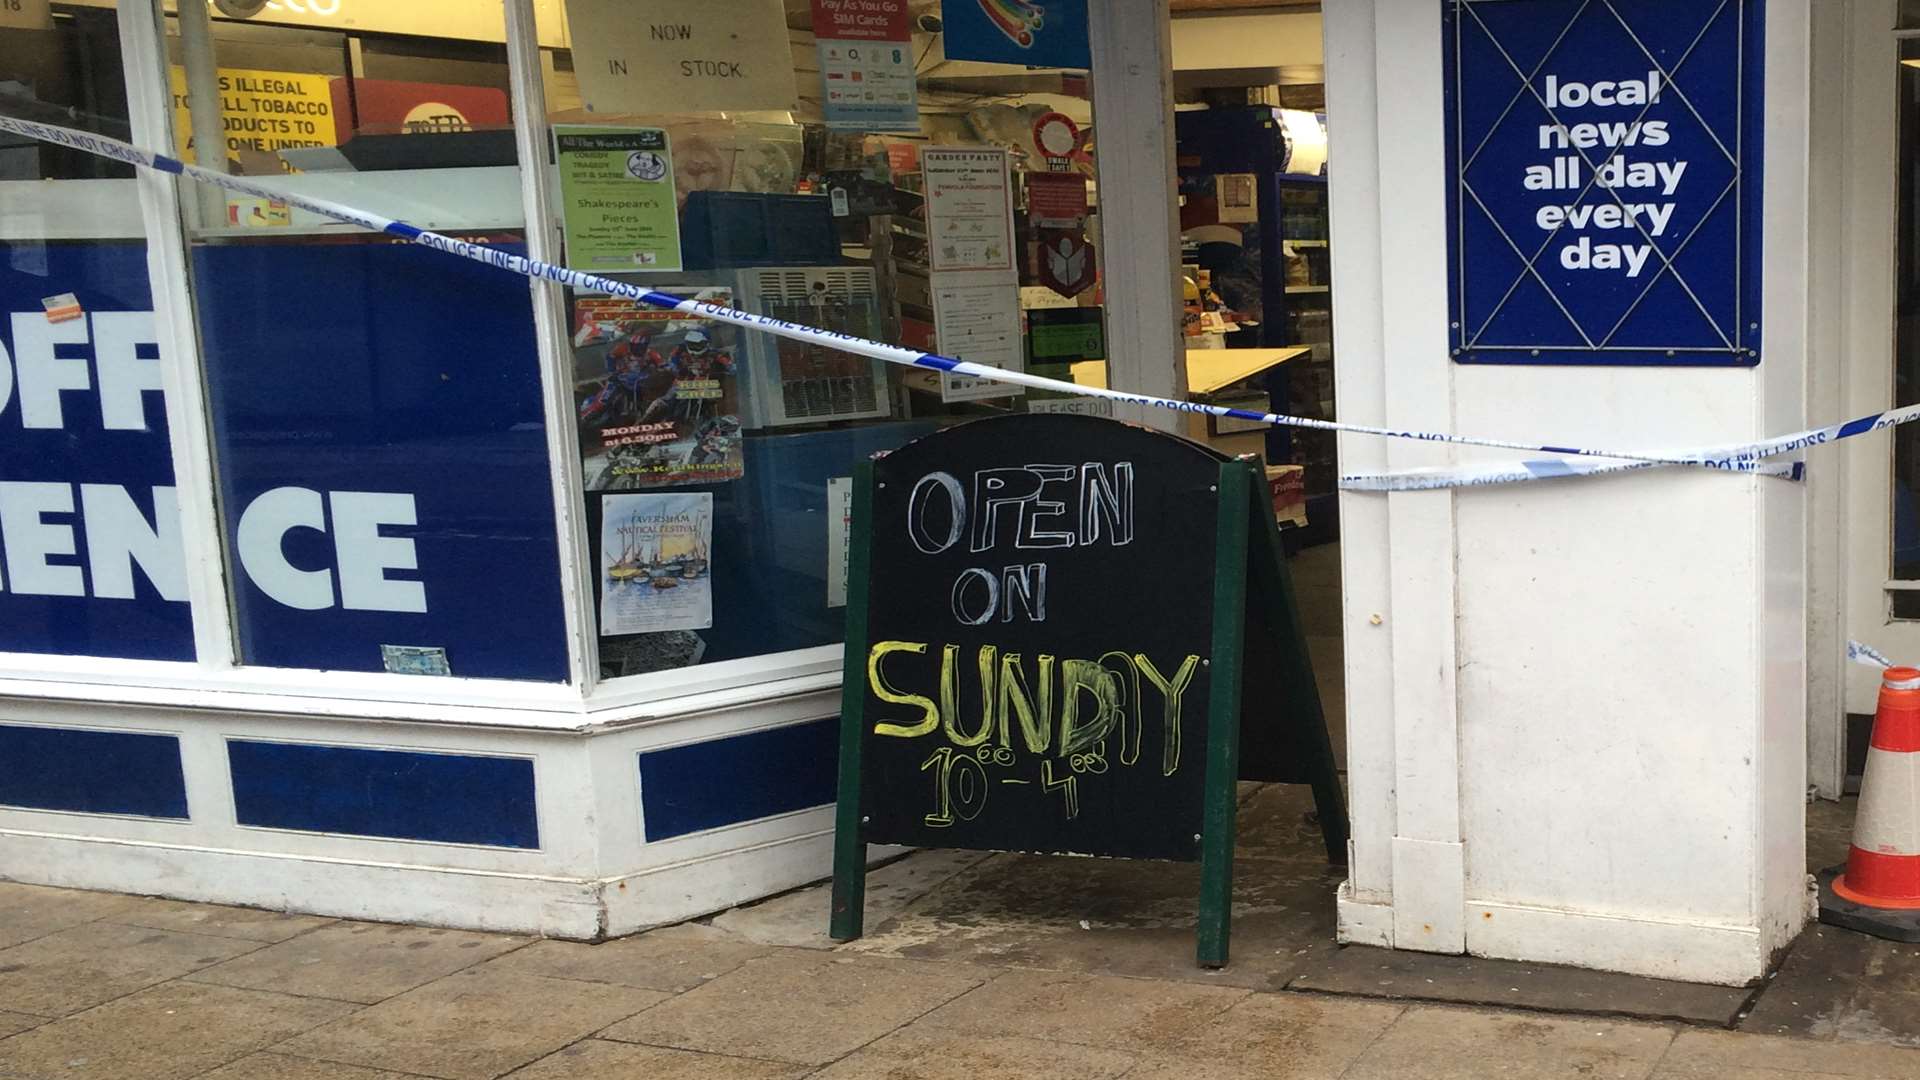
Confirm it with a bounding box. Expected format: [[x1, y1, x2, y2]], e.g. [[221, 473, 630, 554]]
[[0, 646, 845, 734]]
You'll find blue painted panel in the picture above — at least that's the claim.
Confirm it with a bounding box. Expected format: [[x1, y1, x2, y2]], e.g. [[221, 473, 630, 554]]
[[638, 719, 837, 841], [1444, 0, 1764, 365], [228, 740, 539, 848], [0, 724, 187, 818], [0, 242, 195, 661], [193, 241, 569, 681]]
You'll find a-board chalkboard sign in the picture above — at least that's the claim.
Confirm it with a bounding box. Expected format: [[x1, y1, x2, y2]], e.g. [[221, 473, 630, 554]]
[[829, 414, 1347, 967]]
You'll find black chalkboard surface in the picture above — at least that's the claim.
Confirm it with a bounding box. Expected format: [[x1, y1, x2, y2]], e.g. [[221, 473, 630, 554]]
[[830, 414, 1344, 967]]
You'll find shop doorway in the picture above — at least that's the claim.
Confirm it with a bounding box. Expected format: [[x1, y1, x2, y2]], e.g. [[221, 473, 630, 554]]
[[1166, 6, 1346, 767], [1821, 0, 1918, 798]]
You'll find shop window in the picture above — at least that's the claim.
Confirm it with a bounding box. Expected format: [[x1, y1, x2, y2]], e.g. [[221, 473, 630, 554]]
[[167, 0, 569, 680], [0, 3, 196, 662], [534, 0, 1113, 683]]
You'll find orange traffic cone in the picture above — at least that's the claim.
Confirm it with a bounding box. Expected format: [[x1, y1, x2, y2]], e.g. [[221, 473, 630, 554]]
[[1818, 666, 1920, 941]]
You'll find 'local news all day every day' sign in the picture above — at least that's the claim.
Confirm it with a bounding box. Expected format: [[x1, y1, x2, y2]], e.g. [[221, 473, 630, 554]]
[[1444, 0, 1763, 366]]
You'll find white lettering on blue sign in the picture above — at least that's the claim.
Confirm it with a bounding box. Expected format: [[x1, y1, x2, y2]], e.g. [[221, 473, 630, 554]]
[[0, 310, 428, 612]]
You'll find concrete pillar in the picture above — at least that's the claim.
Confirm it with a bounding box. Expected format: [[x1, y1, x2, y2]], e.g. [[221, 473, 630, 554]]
[[1326, 0, 1810, 985]]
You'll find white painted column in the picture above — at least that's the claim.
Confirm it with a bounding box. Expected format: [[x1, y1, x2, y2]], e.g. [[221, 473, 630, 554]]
[[1801, 1, 1847, 801], [1325, 0, 1397, 941], [1089, 0, 1187, 431], [1327, 0, 1810, 984], [1372, 1, 1466, 956]]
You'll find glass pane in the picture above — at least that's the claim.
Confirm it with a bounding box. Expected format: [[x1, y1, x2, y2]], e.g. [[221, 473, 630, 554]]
[[1896, 38, 1920, 619], [534, 0, 1115, 680], [1902, 0, 1920, 32], [0, 2, 197, 661], [170, 1, 569, 679]]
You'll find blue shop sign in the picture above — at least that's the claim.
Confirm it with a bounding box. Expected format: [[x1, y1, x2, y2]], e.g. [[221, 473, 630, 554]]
[[0, 243, 194, 662], [1443, 0, 1764, 366], [195, 242, 570, 682], [942, 0, 1090, 70], [0, 240, 569, 681]]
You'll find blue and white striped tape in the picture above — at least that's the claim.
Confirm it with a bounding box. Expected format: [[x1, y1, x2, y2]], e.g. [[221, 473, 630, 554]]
[[1850, 639, 1896, 670], [0, 112, 1897, 492]]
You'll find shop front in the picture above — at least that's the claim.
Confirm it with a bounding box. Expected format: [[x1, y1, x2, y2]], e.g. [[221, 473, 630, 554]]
[[0, 0, 1248, 939], [1, 0, 1899, 989]]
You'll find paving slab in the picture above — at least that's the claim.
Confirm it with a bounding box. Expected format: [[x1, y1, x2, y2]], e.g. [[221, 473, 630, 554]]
[[1740, 923, 1920, 1045], [1664, 1028, 1920, 1079], [1342, 1005, 1675, 1080], [0, 920, 259, 1016], [503, 1039, 809, 1079], [0, 1008, 46, 1037], [1114, 991, 1405, 1080], [1808, 797, 1856, 874], [912, 967, 1249, 1054], [845, 848, 1345, 990], [113, 899, 335, 943], [1288, 943, 1753, 1024], [708, 849, 990, 949], [1650, 1066, 1855, 1080], [483, 923, 768, 993], [809, 1022, 1138, 1079], [1234, 781, 1345, 863], [186, 920, 528, 1004], [275, 967, 666, 1080], [0, 883, 145, 950], [0, 980, 356, 1080], [199, 1055, 428, 1079], [597, 952, 988, 1066]]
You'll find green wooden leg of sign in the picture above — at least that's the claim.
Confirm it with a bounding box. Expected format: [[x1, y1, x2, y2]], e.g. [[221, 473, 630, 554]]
[[830, 462, 878, 943], [1249, 484, 1351, 864], [1197, 461, 1252, 969]]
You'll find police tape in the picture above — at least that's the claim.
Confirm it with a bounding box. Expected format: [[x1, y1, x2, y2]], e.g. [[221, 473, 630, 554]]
[[0, 112, 1892, 493], [1850, 639, 1896, 669]]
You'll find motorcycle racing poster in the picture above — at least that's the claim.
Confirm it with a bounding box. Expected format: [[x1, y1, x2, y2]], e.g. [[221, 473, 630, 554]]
[[572, 287, 745, 490]]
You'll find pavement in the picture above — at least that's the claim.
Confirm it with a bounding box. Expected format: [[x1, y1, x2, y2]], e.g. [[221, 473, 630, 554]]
[[0, 784, 1914, 1080]]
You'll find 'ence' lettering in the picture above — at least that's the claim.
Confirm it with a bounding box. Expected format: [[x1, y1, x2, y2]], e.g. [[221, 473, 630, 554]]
[[0, 309, 430, 612]]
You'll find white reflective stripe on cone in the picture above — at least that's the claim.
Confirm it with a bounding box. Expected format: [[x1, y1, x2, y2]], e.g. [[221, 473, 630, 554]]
[[1852, 745, 1920, 857]]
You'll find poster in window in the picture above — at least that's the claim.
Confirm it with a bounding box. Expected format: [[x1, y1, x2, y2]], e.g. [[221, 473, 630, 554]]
[[599, 492, 714, 636], [827, 475, 853, 609], [572, 287, 744, 490], [167, 66, 339, 169], [922, 147, 1015, 274], [933, 281, 1024, 402], [811, 0, 919, 131], [564, 0, 797, 114], [555, 125, 683, 272]]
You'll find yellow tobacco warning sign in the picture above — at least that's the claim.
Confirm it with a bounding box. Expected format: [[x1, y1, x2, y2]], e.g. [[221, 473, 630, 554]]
[[169, 66, 339, 169]]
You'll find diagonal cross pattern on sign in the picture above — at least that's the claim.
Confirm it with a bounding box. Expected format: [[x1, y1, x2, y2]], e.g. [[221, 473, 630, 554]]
[[1457, 0, 1742, 355], [1457, 0, 1595, 176]]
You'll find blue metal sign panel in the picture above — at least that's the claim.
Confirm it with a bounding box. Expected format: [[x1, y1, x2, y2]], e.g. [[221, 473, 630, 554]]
[[1444, 0, 1764, 366]]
